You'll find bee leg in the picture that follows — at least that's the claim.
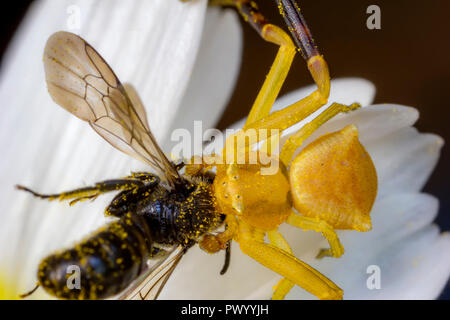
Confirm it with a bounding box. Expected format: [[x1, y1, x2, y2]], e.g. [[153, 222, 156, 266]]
[[279, 102, 361, 165], [16, 179, 145, 205], [286, 211, 344, 258], [125, 172, 160, 184], [238, 230, 343, 300], [267, 229, 295, 300], [19, 283, 40, 299], [104, 181, 160, 217]]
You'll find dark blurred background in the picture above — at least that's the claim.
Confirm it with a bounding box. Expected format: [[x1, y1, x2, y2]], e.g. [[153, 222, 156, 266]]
[[1, 0, 449, 299]]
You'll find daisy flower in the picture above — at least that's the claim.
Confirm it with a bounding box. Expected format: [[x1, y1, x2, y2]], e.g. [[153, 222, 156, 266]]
[[1, 0, 448, 300]]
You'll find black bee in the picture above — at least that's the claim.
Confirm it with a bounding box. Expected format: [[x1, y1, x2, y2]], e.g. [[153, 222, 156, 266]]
[[17, 31, 224, 300]]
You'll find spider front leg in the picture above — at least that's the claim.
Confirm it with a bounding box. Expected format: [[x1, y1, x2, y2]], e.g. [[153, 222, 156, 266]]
[[213, 0, 297, 131], [213, 1, 359, 158], [213, 0, 297, 128], [199, 216, 237, 274], [199, 216, 237, 253], [237, 222, 343, 300]]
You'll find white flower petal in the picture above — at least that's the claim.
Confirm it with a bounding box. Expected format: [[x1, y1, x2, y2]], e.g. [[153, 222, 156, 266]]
[[163, 7, 242, 150], [367, 127, 443, 196], [0, 0, 208, 295], [334, 226, 449, 300], [284, 192, 446, 299], [348, 193, 439, 250], [375, 230, 450, 300], [287, 104, 419, 146], [291, 227, 450, 300], [277, 104, 421, 159]]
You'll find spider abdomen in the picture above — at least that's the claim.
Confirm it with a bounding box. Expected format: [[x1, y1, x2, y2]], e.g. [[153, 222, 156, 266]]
[[289, 125, 377, 231]]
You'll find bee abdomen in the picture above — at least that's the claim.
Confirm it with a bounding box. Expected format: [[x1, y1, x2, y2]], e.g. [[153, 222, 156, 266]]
[[37, 215, 151, 299]]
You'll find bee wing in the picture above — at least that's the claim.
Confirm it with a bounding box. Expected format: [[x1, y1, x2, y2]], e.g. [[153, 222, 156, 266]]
[[123, 83, 151, 132], [43, 31, 180, 186], [119, 245, 186, 300]]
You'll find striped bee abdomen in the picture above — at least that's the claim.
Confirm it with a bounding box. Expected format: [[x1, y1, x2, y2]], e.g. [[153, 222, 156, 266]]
[[37, 214, 152, 299]]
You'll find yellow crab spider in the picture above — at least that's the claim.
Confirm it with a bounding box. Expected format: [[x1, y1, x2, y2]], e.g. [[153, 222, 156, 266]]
[[184, 0, 378, 300]]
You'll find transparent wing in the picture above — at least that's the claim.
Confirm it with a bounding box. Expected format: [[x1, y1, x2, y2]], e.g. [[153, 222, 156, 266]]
[[123, 83, 151, 132], [43, 31, 180, 187], [119, 245, 186, 300]]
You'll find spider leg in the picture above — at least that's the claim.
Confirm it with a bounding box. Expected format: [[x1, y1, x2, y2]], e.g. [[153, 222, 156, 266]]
[[267, 229, 295, 300], [221, 0, 361, 155], [213, 0, 297, 155], [238, 226, 343, 300], [287, 211, 344, 258], [280, 102, 361, 165], [211, 0, 297, 128], [199, 216, 237, 254]]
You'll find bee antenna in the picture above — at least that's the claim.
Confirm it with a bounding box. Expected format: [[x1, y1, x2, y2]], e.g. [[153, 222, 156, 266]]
[[19, 283, 40, 299], [15, 184, 35, 195], [16, 184, 43, 198], [15, 184, 27, 191]]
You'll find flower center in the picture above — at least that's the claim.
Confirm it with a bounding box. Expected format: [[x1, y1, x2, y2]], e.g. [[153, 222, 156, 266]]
[[0, 270, 19, 299]]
